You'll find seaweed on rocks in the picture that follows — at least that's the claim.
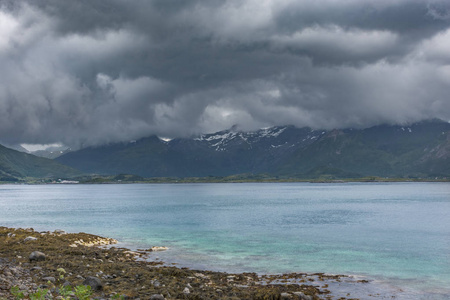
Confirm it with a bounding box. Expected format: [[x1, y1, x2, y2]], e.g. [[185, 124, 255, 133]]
[[0, 227, 353, 299]]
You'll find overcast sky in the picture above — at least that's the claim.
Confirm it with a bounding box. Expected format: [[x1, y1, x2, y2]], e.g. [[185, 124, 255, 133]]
[[1, 0, 450, 148]]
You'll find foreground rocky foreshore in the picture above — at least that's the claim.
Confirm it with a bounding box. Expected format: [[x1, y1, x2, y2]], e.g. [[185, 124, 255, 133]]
[[0, 227, 361, 300]]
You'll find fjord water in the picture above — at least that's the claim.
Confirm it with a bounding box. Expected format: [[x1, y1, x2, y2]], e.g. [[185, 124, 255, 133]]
[[1, 183, 449, 298]]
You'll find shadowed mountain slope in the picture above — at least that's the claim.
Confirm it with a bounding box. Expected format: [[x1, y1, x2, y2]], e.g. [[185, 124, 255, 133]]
[[56, 119, 450, 178]]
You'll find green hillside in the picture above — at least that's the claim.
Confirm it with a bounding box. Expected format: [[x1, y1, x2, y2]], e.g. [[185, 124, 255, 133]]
[[0, 144, 81, 181]]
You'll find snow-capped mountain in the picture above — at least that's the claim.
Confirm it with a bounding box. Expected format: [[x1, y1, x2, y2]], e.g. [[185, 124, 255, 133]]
[[194, 126, 326, 152], [55, 119, 450, 178]]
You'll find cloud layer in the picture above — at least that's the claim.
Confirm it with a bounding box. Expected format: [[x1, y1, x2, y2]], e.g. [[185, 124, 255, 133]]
[[1, 0, 450, 148]]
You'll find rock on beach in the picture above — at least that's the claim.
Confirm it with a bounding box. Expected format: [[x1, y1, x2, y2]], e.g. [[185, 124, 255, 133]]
[[29, 251, 46, 262], [42, 276, 56, 283], [0, 257, 37, 299], [83, 276, 103, 291], [53, 229, 67, 235]]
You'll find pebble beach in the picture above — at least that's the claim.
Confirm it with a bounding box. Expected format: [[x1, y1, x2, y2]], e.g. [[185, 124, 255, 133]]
[[0, 227, 362, 300]]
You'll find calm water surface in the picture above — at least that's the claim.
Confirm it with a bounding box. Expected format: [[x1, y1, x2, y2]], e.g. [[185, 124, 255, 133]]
[[0, 182, 449, 299]]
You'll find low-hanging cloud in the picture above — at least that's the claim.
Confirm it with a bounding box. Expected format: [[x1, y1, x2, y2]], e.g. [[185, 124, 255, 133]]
[[0, 0, 449, 149]]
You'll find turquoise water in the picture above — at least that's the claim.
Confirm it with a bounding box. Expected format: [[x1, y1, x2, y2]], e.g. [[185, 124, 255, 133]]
[[0, 182, 449, 298]]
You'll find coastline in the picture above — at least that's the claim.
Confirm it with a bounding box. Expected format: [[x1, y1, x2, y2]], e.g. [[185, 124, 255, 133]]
[[3, 174, 449, 185], [0, 227, 368, 300]]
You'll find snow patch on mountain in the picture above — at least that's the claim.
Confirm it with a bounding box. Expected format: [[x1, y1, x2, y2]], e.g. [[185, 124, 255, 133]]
[[194, 126, 291, 151], [259, 126, 287, 138]]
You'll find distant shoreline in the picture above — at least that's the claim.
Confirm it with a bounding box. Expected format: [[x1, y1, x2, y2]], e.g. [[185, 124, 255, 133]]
[[4, 175, 450, 185]]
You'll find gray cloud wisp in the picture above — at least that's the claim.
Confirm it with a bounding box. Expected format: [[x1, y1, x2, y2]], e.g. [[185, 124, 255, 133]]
[[1, 0, 450, 148]]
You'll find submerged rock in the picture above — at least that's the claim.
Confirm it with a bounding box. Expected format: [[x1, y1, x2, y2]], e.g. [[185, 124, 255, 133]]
[[29, 251, 46, 262], [149, 246, 168, 251]]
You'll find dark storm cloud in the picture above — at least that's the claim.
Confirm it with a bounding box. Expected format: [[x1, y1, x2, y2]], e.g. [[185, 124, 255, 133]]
[[0, 0, 449, 148]]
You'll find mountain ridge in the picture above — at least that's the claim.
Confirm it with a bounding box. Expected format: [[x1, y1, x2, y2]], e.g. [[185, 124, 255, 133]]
[[55, 119, 450, 179]]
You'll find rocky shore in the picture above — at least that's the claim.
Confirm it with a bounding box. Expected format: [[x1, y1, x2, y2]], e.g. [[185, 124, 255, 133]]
[[0, 227, 359, 300]]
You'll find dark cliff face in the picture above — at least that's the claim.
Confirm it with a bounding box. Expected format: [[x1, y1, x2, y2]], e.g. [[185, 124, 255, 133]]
[[55, 119, 450, 178]]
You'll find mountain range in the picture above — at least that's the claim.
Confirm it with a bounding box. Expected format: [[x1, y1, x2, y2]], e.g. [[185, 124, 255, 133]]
[[54, 119, 450, 179]]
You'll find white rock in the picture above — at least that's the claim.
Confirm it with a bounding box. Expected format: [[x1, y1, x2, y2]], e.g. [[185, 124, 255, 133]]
[[150, 246, 168, 251]]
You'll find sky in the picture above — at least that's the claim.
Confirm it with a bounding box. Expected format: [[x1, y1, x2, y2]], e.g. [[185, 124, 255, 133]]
[[1, 0, 450, 149]]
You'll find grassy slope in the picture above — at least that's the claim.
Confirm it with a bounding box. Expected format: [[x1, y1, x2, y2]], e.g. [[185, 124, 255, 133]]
[[0, 144, 81, 179]]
